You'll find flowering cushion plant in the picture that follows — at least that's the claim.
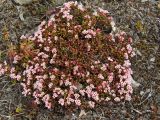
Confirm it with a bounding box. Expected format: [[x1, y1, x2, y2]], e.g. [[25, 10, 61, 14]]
[[0, 1, 135, 109]]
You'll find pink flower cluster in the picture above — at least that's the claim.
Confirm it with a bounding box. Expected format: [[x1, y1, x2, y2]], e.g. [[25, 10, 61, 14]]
[[82, 29, 97, 38], [0, 61, 7, 76], [0, 1, 135, 109]]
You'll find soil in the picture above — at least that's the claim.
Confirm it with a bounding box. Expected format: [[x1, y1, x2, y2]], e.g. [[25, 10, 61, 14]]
[[0, 0, 160, 120]]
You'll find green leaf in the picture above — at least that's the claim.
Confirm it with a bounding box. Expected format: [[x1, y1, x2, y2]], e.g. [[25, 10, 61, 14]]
[[16, 106, 23, 113], [135, 20, 143, 31], [11, 80, 17, 85]]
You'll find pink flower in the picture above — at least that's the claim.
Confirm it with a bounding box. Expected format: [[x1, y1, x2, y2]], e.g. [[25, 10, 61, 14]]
[[126, 44, 132, 53], [114, 97, 120, 102], [87, 43, 91, 51], [101, 64, 107, 71], [43, 74, 48, 79], [2, 1, 135, 109], [0, 64, 6, 76], [84, 15, 91, 19], [93, 11, 98, 16], [50, 75, 56, 81], [94, 60, 100, 64], [82, 30, 87, 34], [123, 60, 131, 67], [74, 93, 80, 99], [52, 93, 58, 98], [42, 94, 50, 102], [64, 79, 71, 86], [125, 94, 131, 101], [20, 35, 26, 39], [91, 91, 99, 101], [107, 57, 113, 62], [44, 46, 50, 51], [45, 102, 52, 109], [16, 74, 21, 81], [105, 97, 111, 101], [64, 1, 74, 8], [110, 21, 116, 31], [102, 81, 107, 88], [48, 82, 53, 88], [66, 97, 74, 105], [34, 98, 40, 104], [85, 34, 92, 39], [75, 34, 78, 39], [86, 71, 90, 77], [75, 99, 81, 106], [54, 36, 58, 41], [98, 74, 104, 80], [62, 10, 73, 21], [91, 65, 95, 69], [78, 4, 84, 11], [74, 65, 79, 70], [79, 89, 85, 96], [50, 59, 55, 64], [98, 8, 109, 14], [82, 29, 96, 38], [88, 101, 95, 108], [0, 68, 5, 76], [108, 73, 113, 83], [13, 55, 21, 64], [58, 98, 64, 106], [124, 53, 129, 59]]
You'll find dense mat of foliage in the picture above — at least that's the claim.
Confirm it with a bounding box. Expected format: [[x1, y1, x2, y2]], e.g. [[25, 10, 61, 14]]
[[0, 1, 135, 109]]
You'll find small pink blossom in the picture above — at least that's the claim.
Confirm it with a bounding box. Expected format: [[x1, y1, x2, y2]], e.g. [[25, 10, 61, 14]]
[[58, 98, 64, 106], [54, 36, 58, 41], [79, 89, 85, 96], [88, 101, 95, 108], [48, 82, 53, 88], [78, 4, 84, 11], [93, 11, 98, 16], [101, 64, 107, 71], [107, 57, 113, 62], [85, 34, 92, 39], [87, 43, 91, 51], [108, 73, 113, 83], [44, 46, 50, 51], [53, 93, 58, 98], [91, 65, 95, 69], [45, 102, 52, 109], [125, 94, 131, 101], [98, 74, 104, 80], [75, 99, 81, 106], [16, 74, 21, 81], [126, 44, 132, 53], [91, 91, 99, 101], [114, 97, 120, 102], [74, 93, 80, 99], [13, 55, 21, 64], [98, 8, 109, 14], [105, 97, 111, 101], [20, 35, 26, 39]]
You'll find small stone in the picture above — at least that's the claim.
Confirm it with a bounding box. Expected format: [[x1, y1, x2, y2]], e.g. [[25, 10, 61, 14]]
[[158, 3, 160, 9], [141, 0, 148, 2], [150, 57, 155, 62], [140, 91, 144, 96], [136, 49, 142, 56]]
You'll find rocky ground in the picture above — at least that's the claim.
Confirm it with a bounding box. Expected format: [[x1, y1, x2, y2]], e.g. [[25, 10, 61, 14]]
[[0, 0, 160, 120]]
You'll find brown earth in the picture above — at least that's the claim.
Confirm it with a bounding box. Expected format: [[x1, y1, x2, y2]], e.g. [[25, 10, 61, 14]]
[[0, 0, 160, 119]]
